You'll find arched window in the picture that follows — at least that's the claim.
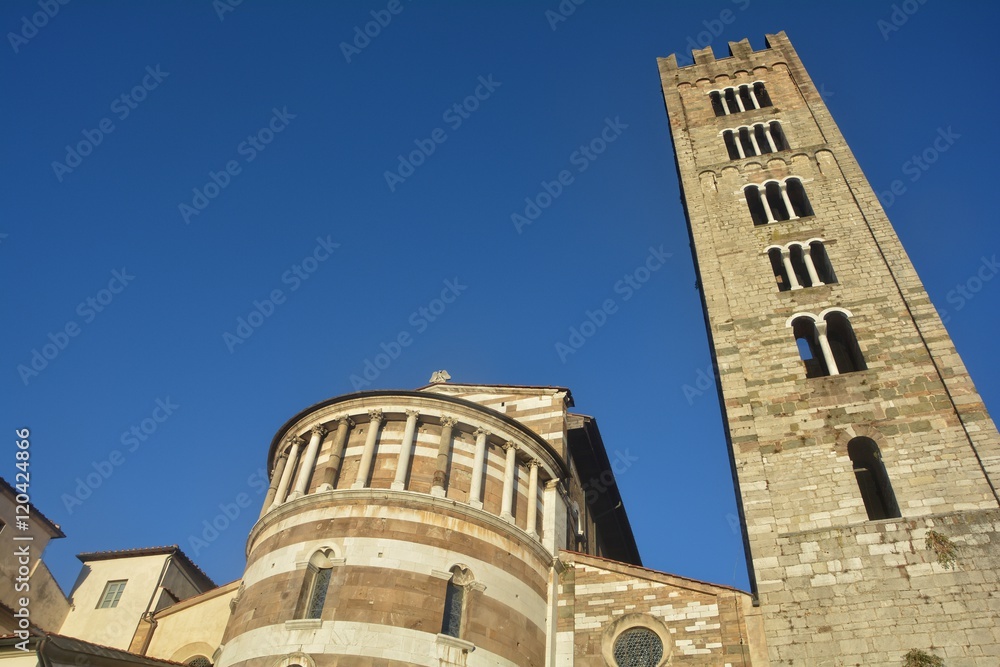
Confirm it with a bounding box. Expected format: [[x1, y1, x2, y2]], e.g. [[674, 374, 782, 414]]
[[297, 548, 340, 620], [808, 240, 837, 284], [787, 244, 812, 287], [723, 87, 740, 114], [711, 82, 772, 116], [723, 129, 741, 160], [768, 241, 837, 291], [787, 311, 865, 377], [710, 91, 726, 117], [825, 311, 866, 374], [767, 247, 789, 291], [441, 565, 474, 638], [848, 437, 901, 520], [186, 658, 212, 667], [791, 316, 826, 378], [613, 627, 664, 667], [753, 82, 772, 107], [305, 567, 332, 619], [745, 185, 769, 226], [785, 178, 813, 217], [745, 178, 813, 225]]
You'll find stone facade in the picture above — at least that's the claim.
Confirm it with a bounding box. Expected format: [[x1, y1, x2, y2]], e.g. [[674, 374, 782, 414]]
[[659, 32, 1000, 665]]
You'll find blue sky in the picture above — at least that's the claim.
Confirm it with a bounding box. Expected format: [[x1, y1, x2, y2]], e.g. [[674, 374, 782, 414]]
[[5, 1, 999, 595]]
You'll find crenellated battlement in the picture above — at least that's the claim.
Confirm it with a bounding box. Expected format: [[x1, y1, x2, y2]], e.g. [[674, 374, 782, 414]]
[[659, 32, 787, 74]]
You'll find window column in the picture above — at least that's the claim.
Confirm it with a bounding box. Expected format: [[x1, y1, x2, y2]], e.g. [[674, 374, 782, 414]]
[[733, 130, 746, 158], [717, 92, 730, 115], [746, 84, 760, 109], [814, 321, 841, 376], [747, 127, 762, 155], [289, 425, 328, 500], [762, 124, 778, 152], [758, 186, 777, 223], [802, 246, 823, 285], [318, 416, 353, 492], [270, 436, 304, 510], [468, 428, 489, 509], [352, 409, 384, 489], [779, 182, 799, 220], [780, 248, 802, 290], [733, 88, 746, 112], [500, 441, 518, 522], [392, 409, 420, 491]]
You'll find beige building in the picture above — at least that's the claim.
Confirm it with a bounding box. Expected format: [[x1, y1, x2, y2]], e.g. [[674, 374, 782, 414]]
[[3, 30, 998, 667]]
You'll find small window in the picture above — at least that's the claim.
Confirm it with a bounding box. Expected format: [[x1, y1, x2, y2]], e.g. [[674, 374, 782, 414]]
[[305, 567, 332, 619], [441, 580, 465, 637], [186, 657, 212, 667], [440, 565, 474, 638], [613, 627, 663, 667], [295, 547, 341, 620], [98, 580, 127, 609], [848, 437, 901, 520], [791, 317, 826, 378]]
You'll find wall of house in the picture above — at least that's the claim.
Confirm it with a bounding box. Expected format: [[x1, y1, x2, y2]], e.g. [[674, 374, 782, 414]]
[[59, 554, 169, 650]]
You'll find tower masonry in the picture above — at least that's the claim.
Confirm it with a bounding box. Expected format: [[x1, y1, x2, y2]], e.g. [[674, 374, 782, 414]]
[[659, 32, 1000, 665]]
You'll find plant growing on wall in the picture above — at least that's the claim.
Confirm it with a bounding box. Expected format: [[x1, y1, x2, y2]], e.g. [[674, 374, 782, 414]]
[[924, 530, 957, 569], [903, 648, 945, 667]]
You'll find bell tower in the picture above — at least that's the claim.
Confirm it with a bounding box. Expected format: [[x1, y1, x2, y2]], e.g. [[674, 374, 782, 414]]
[[659, 32, 1000, 664]]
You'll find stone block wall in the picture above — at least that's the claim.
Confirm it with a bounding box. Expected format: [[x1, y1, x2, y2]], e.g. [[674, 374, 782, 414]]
[[660, 31, 1000, 664], [555, 552, 766, 666]]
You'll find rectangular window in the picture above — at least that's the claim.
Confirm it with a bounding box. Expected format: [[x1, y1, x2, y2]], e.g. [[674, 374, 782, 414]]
[[306, 567, 332, 619], [441, 582, 465, 637], [98, 580, 127, 609]]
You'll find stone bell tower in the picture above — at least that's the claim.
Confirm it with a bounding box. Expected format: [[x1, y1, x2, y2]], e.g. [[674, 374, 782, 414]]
[[659, 32, 1000, 664]]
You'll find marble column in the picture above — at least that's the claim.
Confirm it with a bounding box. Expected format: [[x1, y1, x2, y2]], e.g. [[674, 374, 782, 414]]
[[468, 428, 489, 509], [289, 425, 328, 500], [318, 416, 353, 492], [392, 410, 420, 491], [500, 442, 518, 522], [352, 409, 384, 489], [431, 417, 457, 498]]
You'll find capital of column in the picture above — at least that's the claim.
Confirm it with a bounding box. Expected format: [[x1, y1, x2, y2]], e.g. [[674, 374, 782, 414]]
[[527, 459, 541, 469], [287, 435, 305, 448], [276, 450, 289, 461], [502, 441, 518, 453], [545, 478, 561, 490], [405, 409, 420, 419], [311, 425, 329, 438], [367, 409, 384, 423], [334, 415, 355, 428], [814, 320, 828, 336], [440, 416, 458, 427], [473, 426, 488, 437]]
